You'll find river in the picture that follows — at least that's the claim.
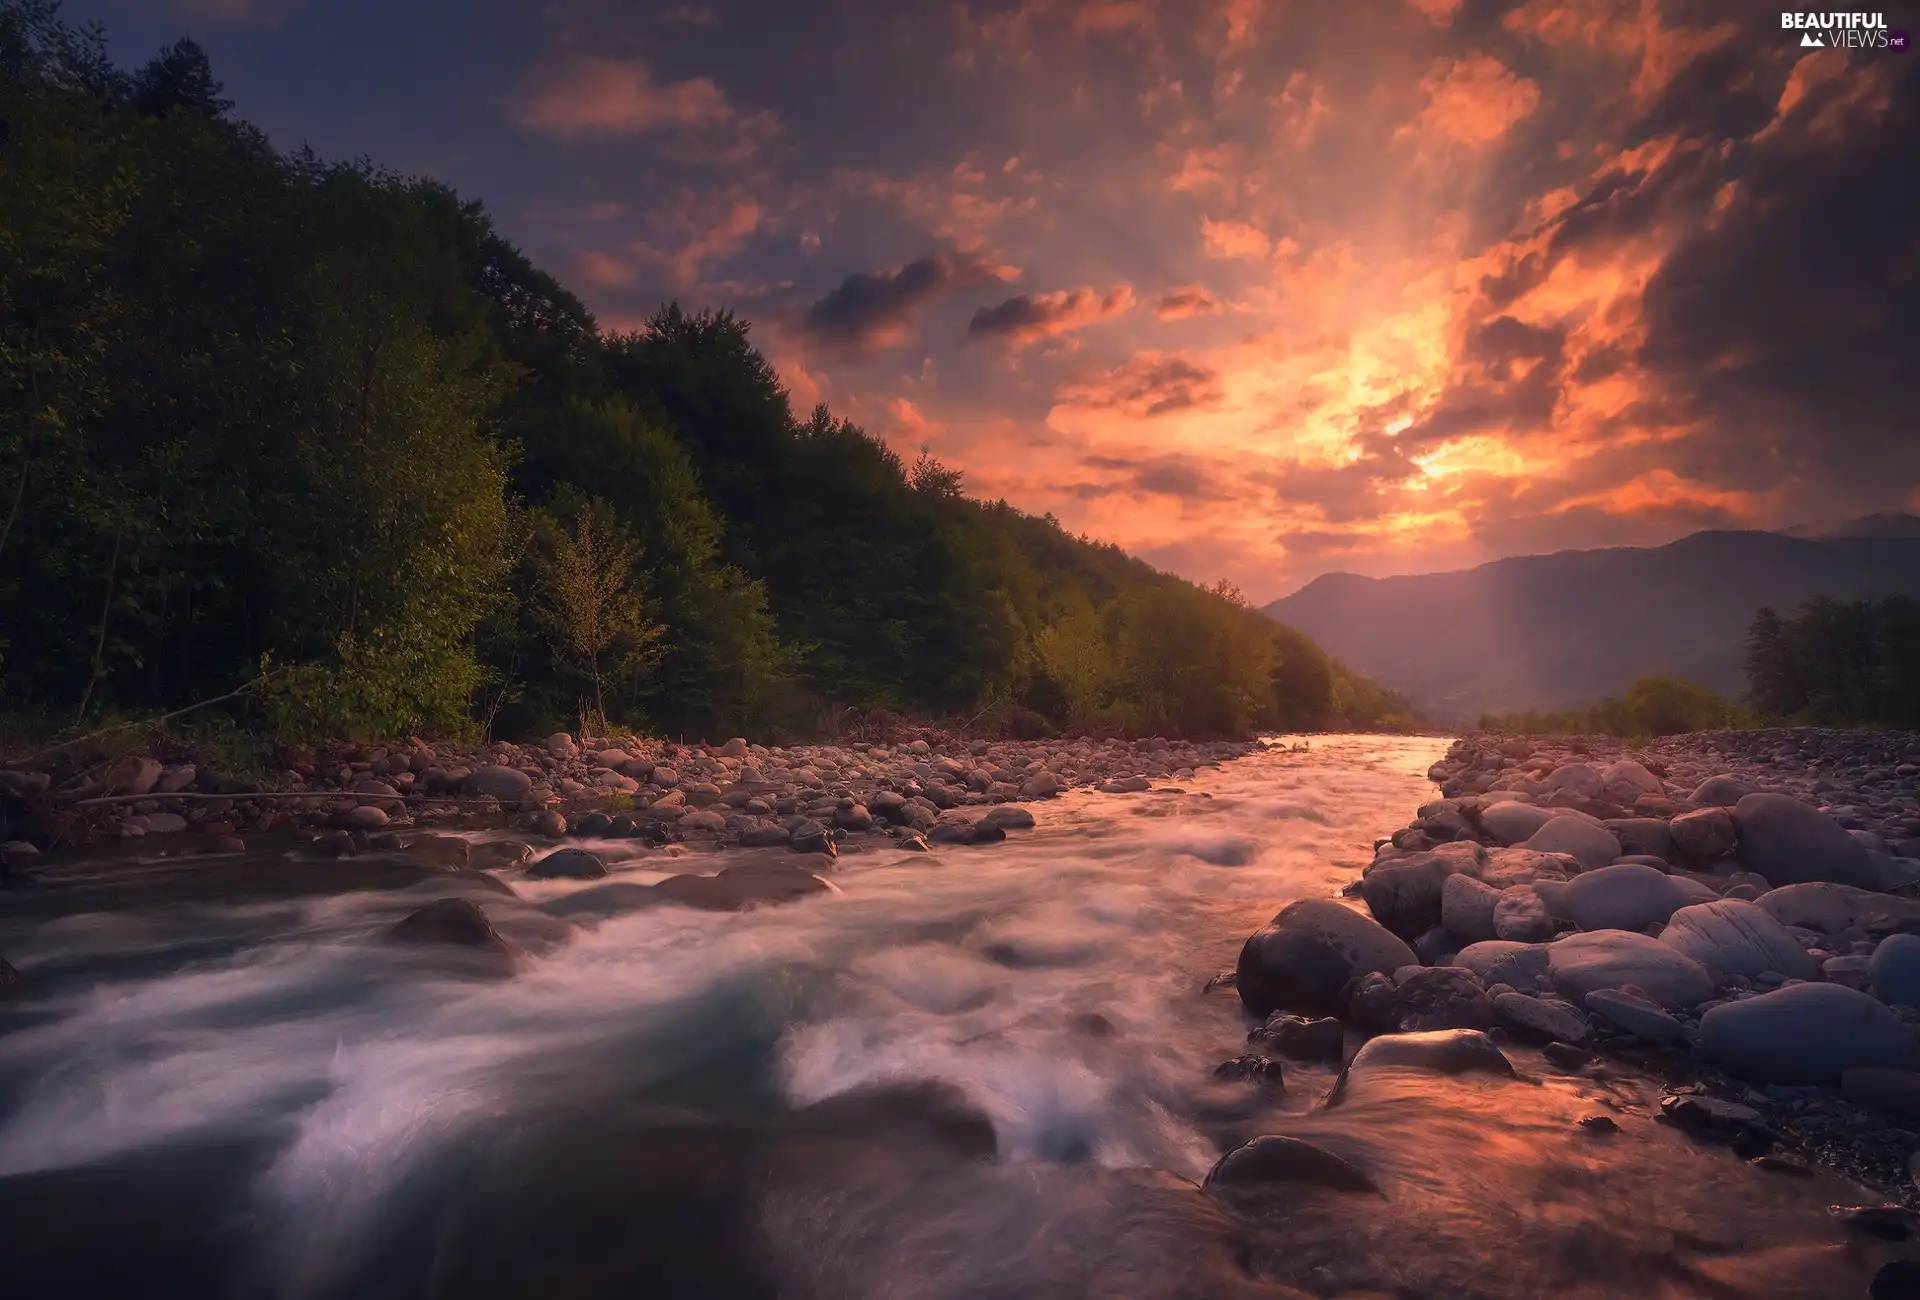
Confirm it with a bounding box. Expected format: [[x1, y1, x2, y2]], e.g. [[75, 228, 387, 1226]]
[[0, 736, 1899, 1298]]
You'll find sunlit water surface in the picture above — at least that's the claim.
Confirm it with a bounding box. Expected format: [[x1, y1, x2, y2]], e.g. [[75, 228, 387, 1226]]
[[0, 736, 1898, 1298]]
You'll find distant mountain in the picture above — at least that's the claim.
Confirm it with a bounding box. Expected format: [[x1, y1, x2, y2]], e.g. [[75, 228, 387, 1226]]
[[1262, 516, 1920, 723]]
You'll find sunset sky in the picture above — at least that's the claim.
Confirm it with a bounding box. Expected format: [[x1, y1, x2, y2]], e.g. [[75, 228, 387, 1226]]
[[81, 0, 1920, 600]]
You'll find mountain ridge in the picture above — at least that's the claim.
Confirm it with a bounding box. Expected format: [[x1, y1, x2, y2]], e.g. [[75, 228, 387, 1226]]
[[1263, 517, 1920, 722]]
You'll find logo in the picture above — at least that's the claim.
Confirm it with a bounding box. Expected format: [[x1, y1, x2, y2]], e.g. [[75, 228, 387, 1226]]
[[1780, 12, 1897, 48]]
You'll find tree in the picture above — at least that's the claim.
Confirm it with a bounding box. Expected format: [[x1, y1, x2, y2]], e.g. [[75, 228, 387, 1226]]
[[529, 495, 661, 730], [128, 37, 229, 118]]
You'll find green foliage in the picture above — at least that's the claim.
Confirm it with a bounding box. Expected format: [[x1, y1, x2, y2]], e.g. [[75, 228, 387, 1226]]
[[0, 3, 1413, 743], [1478, 675, 1747, 738], [1744, 596, 1920, 729]]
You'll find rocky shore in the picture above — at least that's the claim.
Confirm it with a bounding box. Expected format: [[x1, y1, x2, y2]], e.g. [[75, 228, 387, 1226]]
[[1229, 726, 1920, 1215], [0, 728, 1256, 868]]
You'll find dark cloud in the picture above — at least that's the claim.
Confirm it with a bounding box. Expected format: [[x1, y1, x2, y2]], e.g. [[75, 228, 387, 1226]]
[[965, 285, 1133, 344], [1061, 357, 1224, 417], [1080, 453, 1238, 501], [1152, 287, 1223, 320], [798, 251, 1002, 353]]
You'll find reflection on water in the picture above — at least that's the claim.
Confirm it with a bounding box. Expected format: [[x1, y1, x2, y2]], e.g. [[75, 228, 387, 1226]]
[[0, 736, 1900, 1298]]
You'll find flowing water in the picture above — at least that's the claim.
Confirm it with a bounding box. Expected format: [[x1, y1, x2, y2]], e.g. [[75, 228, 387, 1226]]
[[0, 736, 1902, 1298]]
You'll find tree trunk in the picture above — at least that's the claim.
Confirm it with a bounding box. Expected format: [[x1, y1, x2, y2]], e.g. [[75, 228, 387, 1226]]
[[76, 532, 125, 724]]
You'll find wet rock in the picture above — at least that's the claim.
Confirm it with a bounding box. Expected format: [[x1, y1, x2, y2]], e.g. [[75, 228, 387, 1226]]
[[1578, 1115, 1619, 1135], [1841, 1067, 1920, 1120], [980, 805, 1035, 831], [1203, 1135, 1379, 1195], [1211, 1054, 1286, 1088], [1098, 776, 1152, 794], [385, 897, 519, 976], [336, 805, 390, 831], [1670, 807, 1738, 862], [526, 848, 609, 880], [310, 829, 355, 858], [531, 810, 566, 838], [1871, 1260, 1920, 1299], [1586, 988, 1692, 1046], [738, 824, 792, 847], [1836, 1205, 1920, 1243], [1328, 1029, 1515, 1104], [1543, 1042, 1598, 1071], [1361, 853, 1455, 940], [1659, 1094, 1773, 1154], [789, 820, 837, 856], [1251, 1013, 1346, 1061], [1441, 872, 1502, 944], [1493, 886, 1556, 942], [1492, 990, 1590, 1043], [896, 832, 932, 852], [1559, 864, 1690, 933], [678, 810, 727, 833], [1734, 792, 1883, 888], [1523, 816, 1622, 871], [647, 864, 837, 912], [1235, 899, 1418, 1017], [1700, 983, 1920, 1084], [1658, 899, 1817, 981], [1349, 965, 1495, 1034], [1547, 929, 1714, 1008], [407, 835, 474, 869], [1871, 934, 1920, 1008], [573, 811, 612, 837], [466, 765, 533, 802], [1411, 925, 1458, 966], [928, 819, 1006, 846], [1018, 771, 1062, 798]]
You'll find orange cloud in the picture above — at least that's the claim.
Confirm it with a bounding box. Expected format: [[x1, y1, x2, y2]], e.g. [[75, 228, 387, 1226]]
[[968, 285, 1137, 346], [519, 56, 742, 138], [1153, 286, 1223, 320], [1399, 54, 1540, 147], [1201, 217, 1272, 259]]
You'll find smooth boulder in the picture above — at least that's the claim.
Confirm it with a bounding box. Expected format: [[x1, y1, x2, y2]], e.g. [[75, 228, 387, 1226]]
[[1203, 1135, 1379, 1195], [1327, 1029, 1515, 1106], [1670, 807, 1738, 862], [1689, 775, 1752, 807], [1361, 853, 1453, 940], [1870, 934, 1920, 1009], [526, 848, 610, 880], [1700, 983, 1920, 1084], [1559, 863, 1689, 933], [1757, 881, 1920, 935], [1478, 800, 1558, 845], [1546, 930, 1714, 1008], [1733, 793, 1883, 888], [1658, 900, 1818, 981], [1523, 817, 1621, 871], [1455, 940, 1549, 989], [1235, 899, 1417, 1017], [465, 765, 534, 802], [1440, 872, 1502, 944]]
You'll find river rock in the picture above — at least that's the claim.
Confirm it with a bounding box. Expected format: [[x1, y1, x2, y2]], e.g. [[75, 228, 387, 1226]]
[[1203, 1135, 1380, 1195], [1658, 900, 1817, 981], [466, 765, 534, 802], [981, 805, 1035, 830], [1670, 807, 1738, 862], [1690, 774, 1753, 807], [1585, 988, 1692, 1045], [1734, 793, 1883, 888], [1600, 760, 1665, 807], [1328, 1029, 1515, 1105], [1479, 847, 1576, 888], [385, 898, 519, 977], [1441, 872, 1502, 944], [1252, 1013, 1346, 1061], [1700, 983, 1920, 1084], [1019, 772, 1062, 798], [1492, 990, 1589, 1042], [337, 805, 390, 831], [544, 733, 578, 760], [1523, 817, 1622, 871], [1361, 853, 1455, 940], [1560, 864, 1689, 933], [1758, 881, 1920, 935], [102, 755, 163, 797], [1348, 966, 1495, 1033], [1544, 762, 1606, 801], [1235, 899, 1417, 1017], [1842, 1067, 1920, 1120], [1478, 800, 1559, 845], [1456, 940, 1549, 989], [526, 848, 609, 880], [1603, 818, 1678, 863], [1547, 930, 1714, 1008], [738, 824, 791, 847], [1494, 887, 1556, 942], [1871, 934, 1920, 1009]]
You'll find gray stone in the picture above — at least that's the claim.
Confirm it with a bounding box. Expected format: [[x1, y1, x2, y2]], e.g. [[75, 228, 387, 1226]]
[[1348, 965, 1495, 1034], [1604, 818, 1679, 863], [981, 805, 1035, 830], [1559, 863, 1690, 933], [1757, 881, 1920, 934], [1329, 1029, 1515, 1105], [1734, 792, 1883, 888], [1600, 760, 1665, 807], [1659, 900, 1817, 981], [1523, 816, 1622, 871], [1019, 771, 1062, 798], [1252, 1013, 1346, 1061], [1547, 930, 1714, 1008], [1235, 899, 1418, 1017], [1362, 853, 1455, 940], [1585, 988, 1692, 1045], [1441, 872, 1503, 944], [466, 765, 534, 802], [337, 805, 390, 830], [1690, 774, 1753, 807], [1543, 762, 1606, 801], [1203, 1135, 1380, 1195], [738, 824, 792, 847], [1871, 934, 1920, 1009], [526, 848, 610, 880], [1670, 807, 1739, 862], [1700, 983, 1920, 1085], [1478, 800, 1559, 845], [1455, 940, 1549, 989], [1479, 847, 1577, 889], [1492, 990, 1590, 1043], [1494, 887, 1556, 942]]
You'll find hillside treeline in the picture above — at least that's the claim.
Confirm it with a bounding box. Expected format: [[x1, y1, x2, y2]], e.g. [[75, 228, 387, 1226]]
[[0, 6, 1416, 743], [1744, 596, 1920, 730]]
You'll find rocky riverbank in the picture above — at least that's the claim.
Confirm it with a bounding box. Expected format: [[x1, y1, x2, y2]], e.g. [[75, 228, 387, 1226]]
[[0, 729, 1257, 867], [1228, 726, 1920, 1218]]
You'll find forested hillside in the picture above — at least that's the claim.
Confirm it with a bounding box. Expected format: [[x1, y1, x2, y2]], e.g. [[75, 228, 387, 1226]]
[[0, 4, 1414, 743]]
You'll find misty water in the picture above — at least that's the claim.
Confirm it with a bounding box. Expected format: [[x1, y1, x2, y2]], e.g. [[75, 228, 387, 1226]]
[[0, 736, 1901, 1298]]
